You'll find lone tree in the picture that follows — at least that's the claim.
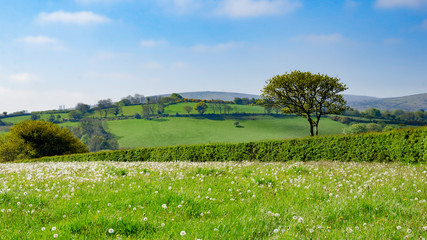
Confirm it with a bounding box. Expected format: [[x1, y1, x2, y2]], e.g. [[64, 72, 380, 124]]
[[183, 105, 193, 114], [194, 102, 208, 115], [262, 70, 348, 136]]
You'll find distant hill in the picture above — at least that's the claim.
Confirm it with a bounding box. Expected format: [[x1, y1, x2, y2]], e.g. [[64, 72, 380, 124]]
[[153, 91, 261, 101], [152, 91, 427, 111], [345, 93, 427, 111]]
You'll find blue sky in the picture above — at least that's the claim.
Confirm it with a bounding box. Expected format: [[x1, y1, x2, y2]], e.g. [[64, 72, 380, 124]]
[[0, 0, 426, 112]]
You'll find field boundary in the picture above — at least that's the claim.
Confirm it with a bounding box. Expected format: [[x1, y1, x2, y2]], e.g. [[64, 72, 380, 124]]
[[22, 127, 426, 163]]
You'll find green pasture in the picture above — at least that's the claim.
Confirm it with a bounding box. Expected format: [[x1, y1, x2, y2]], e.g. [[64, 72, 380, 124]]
[[107, 115, 346, 148], [1, 161, 425, 239], [2, 113, 69, 125]]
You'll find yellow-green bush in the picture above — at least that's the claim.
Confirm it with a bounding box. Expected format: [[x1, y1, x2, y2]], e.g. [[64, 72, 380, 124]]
[[30, 126, 426, 163], [0, 120, 88, 162]]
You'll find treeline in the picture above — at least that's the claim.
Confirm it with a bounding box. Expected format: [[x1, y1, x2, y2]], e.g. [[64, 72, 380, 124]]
[[344, 108, 426, 122]]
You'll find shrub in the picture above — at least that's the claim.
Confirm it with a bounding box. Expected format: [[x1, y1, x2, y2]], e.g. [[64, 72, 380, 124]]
[[0, 120, 88, 162]]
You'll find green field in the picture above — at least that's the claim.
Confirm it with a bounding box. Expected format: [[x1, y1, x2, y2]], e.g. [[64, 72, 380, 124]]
[[107, 116, 346, 148], [1, 161, 425, 239], [2, 113, 69, 125]]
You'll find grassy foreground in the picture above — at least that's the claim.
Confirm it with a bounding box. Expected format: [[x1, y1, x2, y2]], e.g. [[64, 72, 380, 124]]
[[0, 161, 426, 239]]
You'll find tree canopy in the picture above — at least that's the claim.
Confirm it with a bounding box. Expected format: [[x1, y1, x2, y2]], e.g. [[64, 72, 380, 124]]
[[0, 120, 88, 161], [194, 102, 208, 114], [262, 70, 348, 136]]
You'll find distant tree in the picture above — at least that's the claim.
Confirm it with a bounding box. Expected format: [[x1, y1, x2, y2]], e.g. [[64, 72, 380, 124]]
[[118, 99, 132, 106], [2, 112, 7, 116], [71, 118, 118, 152], [365, 123, 383, 132], [393, 109, 405, 118], [183, 105, 193, 114], [224, 104, 233, 114], [48, 114, 55, 123], [111, 103, 123, 118], [194, 102, 208, 114], [262, 70, 348, 136], [30, 113, 40, 121], [170, 93, 183, 100], [75, 103, 91, 114], [234, 121, 240, 127], [156, 103, 165, 114], [365, 108, 382, 120], [0, 120, 88, 161], [69, 110, 83, 121], [142, 104, 152, 118], [97, 99, 113, 118], [134, 113, 141, 119], [56, 115, 62, 122], [234, 97, 243, 105], [343, 123, 366, 134]]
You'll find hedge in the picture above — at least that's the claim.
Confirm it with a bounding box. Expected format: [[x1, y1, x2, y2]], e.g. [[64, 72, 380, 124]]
[[24, 126, 426, 163]]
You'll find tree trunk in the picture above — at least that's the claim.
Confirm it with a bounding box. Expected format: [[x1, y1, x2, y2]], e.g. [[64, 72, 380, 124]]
[[315, 123, 319, 136], [307, 117, 314, 137]]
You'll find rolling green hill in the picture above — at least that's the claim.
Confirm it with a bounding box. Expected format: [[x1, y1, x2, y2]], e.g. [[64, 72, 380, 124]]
[[107, 115, 346, 148]]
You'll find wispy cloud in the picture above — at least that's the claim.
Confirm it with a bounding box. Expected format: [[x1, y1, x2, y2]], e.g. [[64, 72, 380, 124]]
[[375, 0, 427, 9], [345, 0, 361, 8], [140, 39, 168, 47], [292, 33, 348, 45], [37, 11, 111, 25], [17, 35, 58, 45], [75, 0, 129, 4], [190, 42, 241, 52], [420, 19, 427, 30], [8, 73, 39, 84], [171, 0, 203, 14], [215, 0, 302, 18], [140, 61, 164, 70]]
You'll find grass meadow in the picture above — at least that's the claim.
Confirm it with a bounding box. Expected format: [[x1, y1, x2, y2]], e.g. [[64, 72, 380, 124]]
[[107, 116, 346, 148], [0, 161, 425, 239]]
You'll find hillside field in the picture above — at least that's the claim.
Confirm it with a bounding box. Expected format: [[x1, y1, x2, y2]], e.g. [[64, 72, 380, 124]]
[[107, 116, 346, 148]]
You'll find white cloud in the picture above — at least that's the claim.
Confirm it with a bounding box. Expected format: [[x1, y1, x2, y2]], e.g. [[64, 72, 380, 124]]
[[375, 0, 427, 9], [37, 11, 111, 25], [140, 40, 168, 47], [17, 35, 58, 45], [292, 33, 348, 45], [0, 86, 94, 113], [215, 0, 302, 18], [191, 42, 240, 52], [8, 73, 39, 85]]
